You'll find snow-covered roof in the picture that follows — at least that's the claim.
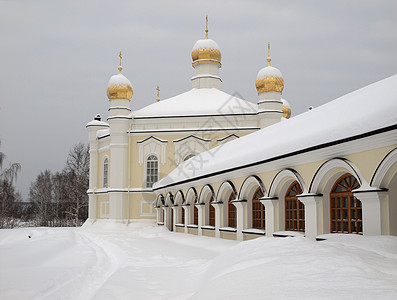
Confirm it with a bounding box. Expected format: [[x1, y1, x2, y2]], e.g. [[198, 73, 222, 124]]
[[154, 75, 397, 189], [133, 88, 257, 118], [86, 120, 109, 128]]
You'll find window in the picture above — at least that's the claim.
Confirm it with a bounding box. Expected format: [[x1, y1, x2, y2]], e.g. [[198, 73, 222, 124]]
[[209, 196, 215, 227], [228, 192, 236, 228], [252, 187, 265, 229], [330, 174, 362, 234], [285, 181, 304, 232], [146, 155, 159, 188], [103, 157, 108, 188]]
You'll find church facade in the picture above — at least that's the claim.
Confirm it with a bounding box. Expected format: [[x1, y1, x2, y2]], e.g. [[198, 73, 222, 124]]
[[85, 23, 397, 241], [85, 25, 290, 228]]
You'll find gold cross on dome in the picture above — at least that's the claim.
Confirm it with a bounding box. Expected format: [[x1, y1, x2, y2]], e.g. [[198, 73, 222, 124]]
[[205, 15, 208, 39], [156, 85, 160, 102], [118, 51, 123, 72], [267, 42, 271, 66]]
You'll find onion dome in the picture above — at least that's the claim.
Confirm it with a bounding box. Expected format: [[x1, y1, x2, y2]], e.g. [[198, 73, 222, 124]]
[[282, 98, 291, 119], [255, 43, 284, 94], [106, 52, 133, 100], [191, 16, 221, 66]]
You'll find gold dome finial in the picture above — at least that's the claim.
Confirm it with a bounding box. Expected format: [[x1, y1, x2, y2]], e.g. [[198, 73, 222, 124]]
[[267, 42, 271, 66], [156, 85, 160, 102], [205, 15, 208, 39], [118, 51, 123, 73]]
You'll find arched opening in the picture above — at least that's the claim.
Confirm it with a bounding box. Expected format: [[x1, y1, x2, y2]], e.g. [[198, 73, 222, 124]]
[[181, 204, 185, 225], [252, 187, 265, 229], [330, 173, 362, 234], [193, 198, 198, 225], [228, 193, 236, 228], [285, 181, 304, 232], [209, 196, 215, 227]]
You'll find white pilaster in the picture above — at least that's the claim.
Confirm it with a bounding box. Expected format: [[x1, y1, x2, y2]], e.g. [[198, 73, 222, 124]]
[[353, 190, 388, 236], [298, 194, 323, 241], [212, 202, 223, 238], [232, 200, 247, 241], [182, 204, 189, 234], [196, 203, 205, 236], [260, 197, 279, 237]]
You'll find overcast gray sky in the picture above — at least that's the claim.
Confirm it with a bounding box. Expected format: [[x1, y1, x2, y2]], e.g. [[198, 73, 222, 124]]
[[0, 0, 396, 200]]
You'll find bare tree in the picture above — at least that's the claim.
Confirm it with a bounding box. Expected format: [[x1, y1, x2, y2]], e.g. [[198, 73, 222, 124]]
[[63, 143, 89, 226], [0, 140, 21, 228], [29, 170, 52, 226]]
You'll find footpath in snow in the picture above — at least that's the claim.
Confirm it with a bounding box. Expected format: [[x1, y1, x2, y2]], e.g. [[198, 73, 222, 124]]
[[1, 226, 397, 299]]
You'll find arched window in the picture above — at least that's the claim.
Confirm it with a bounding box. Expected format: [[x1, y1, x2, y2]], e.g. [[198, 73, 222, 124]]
[[252, 187, 265, 229], [146, 155, 159, 188], [285, 181, 304, 232], [228, 192, 236, 228], [209, 196, 215, 227], [103, 157, 108, 188], [184, 153, 196, 161], [193, 197, 198, 225], [330, 174, 362, 234]]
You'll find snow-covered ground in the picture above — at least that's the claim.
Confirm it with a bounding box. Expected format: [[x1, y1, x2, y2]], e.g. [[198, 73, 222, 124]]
[[1, 226, 397, 300]]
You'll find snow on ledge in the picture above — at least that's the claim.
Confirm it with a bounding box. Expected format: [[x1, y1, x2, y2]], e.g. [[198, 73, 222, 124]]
[[219, 227, 237, 232], [201, 225, 215, 230], [273, 231, 305, 237], [242, 228, 266, 235]]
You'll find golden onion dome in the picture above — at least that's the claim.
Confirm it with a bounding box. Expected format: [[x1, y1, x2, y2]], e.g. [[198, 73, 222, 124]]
[[281, 98, 291, 119], [191, 16, 221, 66], [106, 73, 133, 100], [255, 43, 284, 94], [191, 38, 222, 65], [106, 52, 133, 100]]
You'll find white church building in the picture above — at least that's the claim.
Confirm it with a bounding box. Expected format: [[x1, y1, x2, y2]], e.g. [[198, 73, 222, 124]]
[[85, 22, 397, 241]]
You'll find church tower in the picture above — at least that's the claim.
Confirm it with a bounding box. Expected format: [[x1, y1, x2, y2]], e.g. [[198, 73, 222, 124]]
[[105, 52, 133, 222], [255, 43, 284, 128], [191, 16, 222, 89]]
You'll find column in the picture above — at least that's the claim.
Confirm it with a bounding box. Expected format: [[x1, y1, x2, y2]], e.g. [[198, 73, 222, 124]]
[[298, 194, 323, 241], [211, 202, 223, 238], [232, 200, 247, 241], [196, 203, 205, 236], [260, 197, 279, 237], [353, 190, 388, 236]]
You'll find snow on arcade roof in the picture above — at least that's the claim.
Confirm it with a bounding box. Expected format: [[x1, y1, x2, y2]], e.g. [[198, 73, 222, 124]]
[[154, 75, 397, 190], [133, 88, 257, 118]]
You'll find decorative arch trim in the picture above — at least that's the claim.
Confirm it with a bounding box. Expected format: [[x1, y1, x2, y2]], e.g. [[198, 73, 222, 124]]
[[174, 190, 185, 205], [238, 175, 266, 200], [216, 180, 237, 202], [138, 136, 167, 165], [155, 194, 165, 207], [309, 158, 368, 194], [371, 147, 397, 188], [198, 184, 215, 203], [268, 168, 307, 197], [185, 187, 198, 204], [165, 192, 174, 206]]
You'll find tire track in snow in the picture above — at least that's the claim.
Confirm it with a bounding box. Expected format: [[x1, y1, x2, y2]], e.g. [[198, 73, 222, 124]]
[[73, 230, 127, 300]]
